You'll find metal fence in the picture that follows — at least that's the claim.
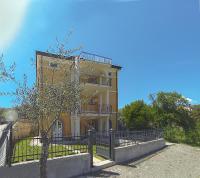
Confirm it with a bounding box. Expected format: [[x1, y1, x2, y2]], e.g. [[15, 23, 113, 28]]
[[0, 126, 163, 167], [11, 135, 88, 164], [0, 124, 11, 167], [115, 129, 163, 147]]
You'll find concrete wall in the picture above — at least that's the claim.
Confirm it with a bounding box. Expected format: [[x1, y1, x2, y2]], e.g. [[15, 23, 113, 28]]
[[114, 139, 165, 163], [0, 153, 90, 178], [13, 121, 34, 138]]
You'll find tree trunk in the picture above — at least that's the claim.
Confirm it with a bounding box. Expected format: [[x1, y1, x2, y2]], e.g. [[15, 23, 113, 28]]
[[39, 132, 49, 178]]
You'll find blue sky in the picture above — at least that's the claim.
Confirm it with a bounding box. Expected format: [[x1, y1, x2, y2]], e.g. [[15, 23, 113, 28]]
[[1, 0, 200, 108]]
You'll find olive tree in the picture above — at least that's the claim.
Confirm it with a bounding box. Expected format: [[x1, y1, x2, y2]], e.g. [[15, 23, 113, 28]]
[[0, 36, 95, 178]]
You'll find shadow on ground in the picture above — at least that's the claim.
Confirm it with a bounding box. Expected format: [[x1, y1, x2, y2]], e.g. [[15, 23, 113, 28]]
[[77, 170, 120, 178]]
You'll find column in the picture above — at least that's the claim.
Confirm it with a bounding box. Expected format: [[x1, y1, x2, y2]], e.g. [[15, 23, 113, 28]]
[[99, 119, 102, 132], [106, 89, 109, 113], [99, 94, 102, 113], [71, 115, 80, 137], [75, 116, 80, 136], [70, 116, 75, 137], [70, 56, 81, 137], [106, 117, 109, 131]]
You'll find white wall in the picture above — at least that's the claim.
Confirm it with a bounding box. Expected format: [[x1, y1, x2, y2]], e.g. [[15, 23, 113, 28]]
[[0, 153, 90, 178], [114, 139, 165, 163]]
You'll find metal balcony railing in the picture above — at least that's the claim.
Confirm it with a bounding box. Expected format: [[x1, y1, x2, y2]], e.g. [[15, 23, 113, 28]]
[[79, 52, 112, 65], [101, 77, 112, 86], [80, 104, 112, 114], [80, 76, 112, 87]]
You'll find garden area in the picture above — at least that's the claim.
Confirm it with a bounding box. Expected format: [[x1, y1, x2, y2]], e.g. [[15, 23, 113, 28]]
[[11, 137, 105, 163], [120, 92, 200, 147]]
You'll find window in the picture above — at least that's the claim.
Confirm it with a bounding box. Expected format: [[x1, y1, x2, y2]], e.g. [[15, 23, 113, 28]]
[[89, 98, 97, 105], [49, 62, 58, 68]]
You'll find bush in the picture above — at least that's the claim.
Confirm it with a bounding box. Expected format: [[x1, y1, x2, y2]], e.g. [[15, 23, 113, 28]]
[[164, 126, 186, 143], [185, 130, 200, 146]]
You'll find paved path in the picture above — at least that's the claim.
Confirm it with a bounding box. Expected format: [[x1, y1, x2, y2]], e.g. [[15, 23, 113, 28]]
[[78, 144, 200, 178], [0, 124, 7, 138]]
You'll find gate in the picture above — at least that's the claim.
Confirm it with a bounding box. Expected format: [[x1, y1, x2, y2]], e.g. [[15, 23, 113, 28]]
[[95, 131, 111, 159]]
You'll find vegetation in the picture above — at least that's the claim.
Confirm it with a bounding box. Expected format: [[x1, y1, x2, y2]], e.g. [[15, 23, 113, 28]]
[[12, 138, 86, 163], [121, 91, 200, 147], [0, 108, 5, 122], [0, 35, 94, 178], [12, 138, 104, 163], [122, 100, 154, 130]]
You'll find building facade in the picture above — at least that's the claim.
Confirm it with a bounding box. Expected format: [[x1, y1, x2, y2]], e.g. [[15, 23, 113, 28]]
[[36, 51, 121, 136]]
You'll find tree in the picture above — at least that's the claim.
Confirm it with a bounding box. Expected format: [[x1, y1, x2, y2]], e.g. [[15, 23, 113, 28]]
[[0, 35, 94, 178], [0, 108, 5, 123], [14, 70, 81, 178], [190, 105, 200, 123], [0, 55, 16, 123], [149, 92, 195, 130], [122, 100, 154, 130]]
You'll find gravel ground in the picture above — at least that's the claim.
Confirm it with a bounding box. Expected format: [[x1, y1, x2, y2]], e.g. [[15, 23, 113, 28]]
[[79, 144, 200, 178]]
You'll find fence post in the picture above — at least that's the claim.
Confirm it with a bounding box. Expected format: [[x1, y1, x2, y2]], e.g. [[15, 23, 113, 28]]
[[6, 122, 13, 167], [109, 129, 115, 161], [88, 129, 93, 167]]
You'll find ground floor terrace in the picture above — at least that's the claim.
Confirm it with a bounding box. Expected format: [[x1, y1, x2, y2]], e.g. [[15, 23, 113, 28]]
[[53, 113, 118, 137]]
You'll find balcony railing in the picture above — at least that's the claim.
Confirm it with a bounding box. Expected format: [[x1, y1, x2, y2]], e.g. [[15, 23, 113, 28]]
[[80, 76, 112, 87], [80, 104, 112, 114], [101, 77, 112, 86], [79, 52, 112, 65]]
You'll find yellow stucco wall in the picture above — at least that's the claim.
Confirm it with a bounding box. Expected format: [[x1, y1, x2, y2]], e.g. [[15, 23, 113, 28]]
[[61, 113, 71, 136], [13, 120, 35, 139], [36, 51, 120, 135]]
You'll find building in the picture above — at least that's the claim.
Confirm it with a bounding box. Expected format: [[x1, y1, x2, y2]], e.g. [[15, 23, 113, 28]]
[[36, 51, 121, 136]]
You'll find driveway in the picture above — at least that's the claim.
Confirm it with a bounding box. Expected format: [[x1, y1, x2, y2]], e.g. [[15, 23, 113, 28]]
[[0, 124, 8, 138], [78, 144, 200, 178]]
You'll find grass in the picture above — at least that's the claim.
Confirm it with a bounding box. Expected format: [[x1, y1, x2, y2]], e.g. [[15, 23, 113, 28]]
[[93, 145, 106, 161], [12, 138, 87, 163], [12, 138, 105, 163]]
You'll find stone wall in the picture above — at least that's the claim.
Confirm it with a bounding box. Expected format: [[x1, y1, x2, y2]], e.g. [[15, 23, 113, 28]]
[[114, 139, 165, 163], [0, 153, 90, 178]]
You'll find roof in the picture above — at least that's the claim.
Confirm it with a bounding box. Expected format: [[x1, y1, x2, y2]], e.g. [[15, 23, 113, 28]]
[[36, 50, 74, 60], [36, 50, 122, 70], [111, 65, 122, 70]]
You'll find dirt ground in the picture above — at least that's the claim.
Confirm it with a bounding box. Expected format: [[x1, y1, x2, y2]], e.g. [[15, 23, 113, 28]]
[[79, 143, 200, 178]]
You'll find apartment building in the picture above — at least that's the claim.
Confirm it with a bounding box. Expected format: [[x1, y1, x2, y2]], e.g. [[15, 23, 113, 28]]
[[36, 51, 121, 137]]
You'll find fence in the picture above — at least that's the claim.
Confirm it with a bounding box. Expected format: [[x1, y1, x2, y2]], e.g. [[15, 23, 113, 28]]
[[88, 129, 163, 166], [115, 129, 163, 147], [1, 126, 163, 167], [0, 124, 11, 167], [11, 135, 88, 164]]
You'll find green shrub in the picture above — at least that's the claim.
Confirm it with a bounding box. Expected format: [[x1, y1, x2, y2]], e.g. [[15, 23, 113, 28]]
[[164, 126, 186, 143], [185, 130, 200, 146]]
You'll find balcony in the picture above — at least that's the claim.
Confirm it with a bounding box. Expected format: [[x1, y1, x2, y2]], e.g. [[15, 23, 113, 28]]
[[79, 52, 112, 65], [80, 76, 112, 87], [80, 104, 112, 115]]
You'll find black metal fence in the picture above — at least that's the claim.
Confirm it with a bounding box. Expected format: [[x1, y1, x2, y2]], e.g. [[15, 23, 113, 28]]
[[90, 129, 163, 163], [11, 135, 88, 164], [1, 126, 163, 167], [94, 131, 111, 159], [114, 129, 163, 147], [0, 124, 12, 167]]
